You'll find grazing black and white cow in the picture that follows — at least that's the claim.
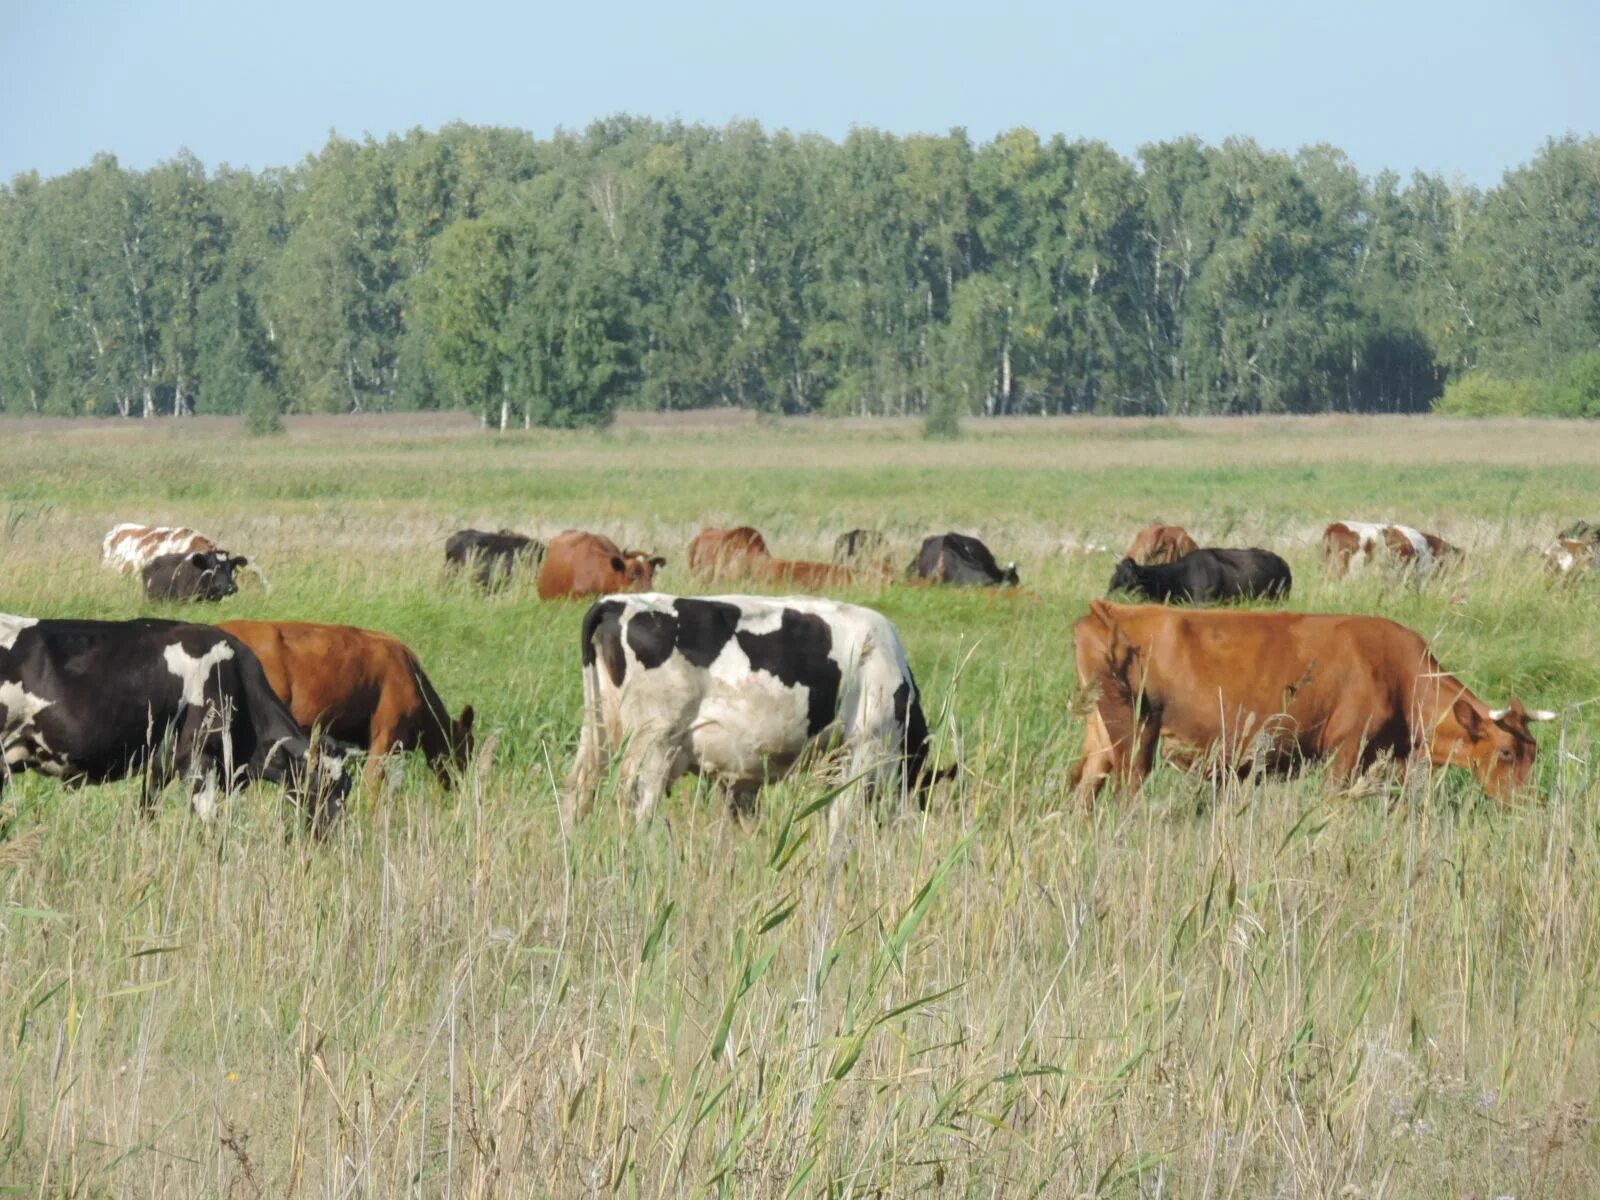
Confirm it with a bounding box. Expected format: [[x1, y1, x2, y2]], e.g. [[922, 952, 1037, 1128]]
[[445, 528, 546, 591], [0, 615, 349, 833], [911, 533, 1019, 587], [142, 551, 249, 603], [1108, 548, 1292, 605], [566, 593, 948, 838]]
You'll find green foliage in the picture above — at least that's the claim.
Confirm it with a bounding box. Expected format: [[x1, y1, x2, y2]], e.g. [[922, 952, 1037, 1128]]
[[243, 380, 284, 435], [1541, 351, 1600, 418], [1434, 373, 1540, 416], [0, 124, 1595, 419]]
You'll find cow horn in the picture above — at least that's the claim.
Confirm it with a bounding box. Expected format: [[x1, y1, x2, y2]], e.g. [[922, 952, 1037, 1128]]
[[1527, 709, 1559, 721]]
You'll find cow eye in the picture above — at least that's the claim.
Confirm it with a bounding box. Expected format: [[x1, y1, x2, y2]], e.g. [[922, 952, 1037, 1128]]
[[1497, 747, 1514, 764]]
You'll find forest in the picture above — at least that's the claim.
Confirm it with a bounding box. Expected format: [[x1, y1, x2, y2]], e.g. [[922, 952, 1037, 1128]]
[[1, 118, 1596, 425]]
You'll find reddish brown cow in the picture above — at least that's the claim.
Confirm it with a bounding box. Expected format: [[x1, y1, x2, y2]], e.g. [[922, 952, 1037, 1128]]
[[1126, 523, 1198, 566], [218, 620, 474, 790], [762, 559, 858, 590], [537, 530, 664, 600], [1069, 601, 1552, 804], [687, 526, 772, 578]]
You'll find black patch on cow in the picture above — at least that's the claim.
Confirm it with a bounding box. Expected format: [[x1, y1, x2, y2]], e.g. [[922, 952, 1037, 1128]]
[[626, 610, 678, 669], [736, 609, 840, 737], [671, 598, 742, 668], [581, 600, 629, 687]]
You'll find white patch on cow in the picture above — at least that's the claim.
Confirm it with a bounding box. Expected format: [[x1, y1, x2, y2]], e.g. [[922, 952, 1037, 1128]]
[[0, 679, 52, 734], [0, 614, 38, 651], [163, 640, 235, 705]]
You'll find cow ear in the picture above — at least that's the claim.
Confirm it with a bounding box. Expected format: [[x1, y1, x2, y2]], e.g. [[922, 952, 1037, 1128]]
[[651, 556, 667, 569], [1453, 696, 1485, 739], [457, 705, 476, 734], [190, 552, 210, 569], [610, 556, 625, 573], [231, 555, 249, 568]]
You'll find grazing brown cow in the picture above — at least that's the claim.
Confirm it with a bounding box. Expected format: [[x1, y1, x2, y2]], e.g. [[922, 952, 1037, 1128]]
[[218, 620, 474, 790], [1069, 601, 1552, 804], [687, 526, 771, 578], [537, 531, 665, 600], [1321, 521, 1460, 575], [1126, 523, 1198, 566], [1545, 537, 1600, 576], [762, 559, 858, 590]]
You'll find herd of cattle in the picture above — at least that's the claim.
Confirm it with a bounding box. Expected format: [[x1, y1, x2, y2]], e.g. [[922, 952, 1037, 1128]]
[[0, 515, 1593, 839]]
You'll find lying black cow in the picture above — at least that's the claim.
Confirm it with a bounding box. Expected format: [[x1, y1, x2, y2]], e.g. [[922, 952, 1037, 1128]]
[[142, 551, 248, 602], [445, 529, 546, 591], [911, 533, 1019, 587], [0, 614, 349, 833], [1108, 548, 1292, 605]]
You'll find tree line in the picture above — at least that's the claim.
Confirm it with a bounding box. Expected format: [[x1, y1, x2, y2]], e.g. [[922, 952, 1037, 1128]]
[[2, 119, 1596, 425]]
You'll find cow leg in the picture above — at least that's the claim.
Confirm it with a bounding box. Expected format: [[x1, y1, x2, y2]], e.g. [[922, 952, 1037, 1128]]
[[1070, 708, 1116, 806], [726, 780, 761, 821], [563, 717, 609, 823], [362, 724, 398, 796], [625, 740, 678, 825]]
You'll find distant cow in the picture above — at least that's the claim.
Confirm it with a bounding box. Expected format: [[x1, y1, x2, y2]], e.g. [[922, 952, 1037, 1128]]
[[911, 533, 1018, 587], [219, 620, 475, 790], [1109, 548, 1292, 605], [1127, 523, 1198, 566], [445, 529, 545, 591], [1069, 601, 1552, 804], [1322, 521, 1459, 574], [537, 531, 665, 600], [762, 559, 859, 590], [566, 593, 947, 837], [142, 551, 250, 603], [104, 523, 269, 589], [833, 529, 892, 571], [1545, 537, 1600, 577], [687, 526, 771, 578], [0, 614, 349, 833]]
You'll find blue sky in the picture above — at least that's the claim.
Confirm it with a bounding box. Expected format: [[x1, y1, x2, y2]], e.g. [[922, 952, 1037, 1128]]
[[3, 0, 1594, 186]]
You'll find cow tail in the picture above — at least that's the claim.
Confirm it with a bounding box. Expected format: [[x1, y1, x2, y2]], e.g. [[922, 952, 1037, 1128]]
[[565, 601, 611, 819]]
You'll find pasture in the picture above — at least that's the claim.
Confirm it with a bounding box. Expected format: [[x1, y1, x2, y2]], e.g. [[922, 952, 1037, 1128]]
[[3, 413, 1600, 1198]]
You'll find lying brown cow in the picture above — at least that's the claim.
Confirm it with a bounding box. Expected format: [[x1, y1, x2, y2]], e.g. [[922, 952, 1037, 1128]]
[[1070, 601, 1552, 803], [1127, 523, 1198, 566], [218, 620, 474, 790], [1321, 521, 1460, 575], [537, 530, 664, 600], [687, 526, 771, 578]]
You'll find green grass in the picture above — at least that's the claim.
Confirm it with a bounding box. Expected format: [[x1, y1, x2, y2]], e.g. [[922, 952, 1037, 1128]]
[[2, 412, 1600, 1197]]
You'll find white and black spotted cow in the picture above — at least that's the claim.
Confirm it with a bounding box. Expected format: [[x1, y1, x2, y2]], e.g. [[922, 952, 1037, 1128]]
[[566, 593, 947, 837], [0, 614, 349, 834]]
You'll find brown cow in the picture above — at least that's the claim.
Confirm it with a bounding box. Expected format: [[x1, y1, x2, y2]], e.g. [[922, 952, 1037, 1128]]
[[687, 526, 771, 579], [537, 530, 665, 600], [1321, 521, 1460, 575], [1126, 523, 1198, 566], [218, 620, 474, 791], [761, 559, 858, 590], [1069, 601, 1552, 804]]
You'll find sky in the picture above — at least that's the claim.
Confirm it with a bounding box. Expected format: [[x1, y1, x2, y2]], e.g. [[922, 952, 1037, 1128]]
[[3, 0, 1595, 187]]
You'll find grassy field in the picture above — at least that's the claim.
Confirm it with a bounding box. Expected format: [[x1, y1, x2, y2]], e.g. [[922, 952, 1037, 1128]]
[[3, 413, 1600, 1198]]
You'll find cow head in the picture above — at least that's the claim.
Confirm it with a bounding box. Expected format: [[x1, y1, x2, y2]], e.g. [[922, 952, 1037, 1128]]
[[618, 552, 665, 590], [1447, 696, 1556, 800], [446, 705, 477, 780], [187, 552, 245, 601], [1108, 557, 1144, 597], [1000, 561, 1020, 587]]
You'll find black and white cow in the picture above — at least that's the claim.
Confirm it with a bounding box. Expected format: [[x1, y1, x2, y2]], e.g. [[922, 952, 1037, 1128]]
[[444, 528, 546, 591], [1108, 547, 1292, 605], [911, 533, 1019, 587], [566, 593, 947, 838], [142, 551, 249, 603], [0, 615, 349, 833]]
